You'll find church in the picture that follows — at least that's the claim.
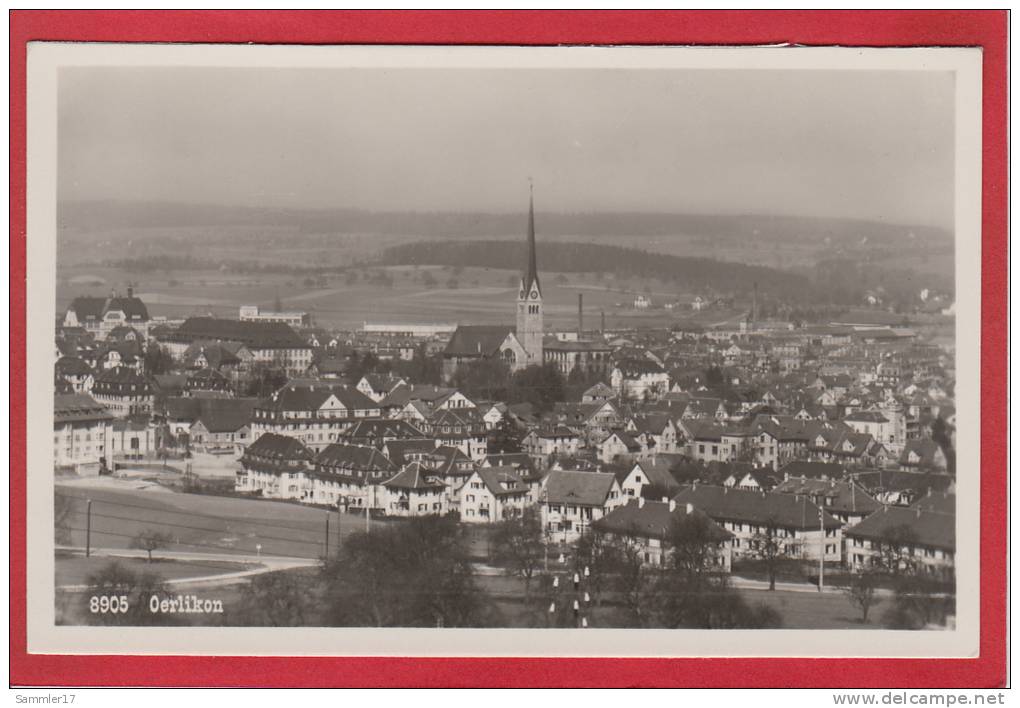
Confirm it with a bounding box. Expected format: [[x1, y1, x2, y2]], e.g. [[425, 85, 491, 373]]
[[441, 188, 544, 381]]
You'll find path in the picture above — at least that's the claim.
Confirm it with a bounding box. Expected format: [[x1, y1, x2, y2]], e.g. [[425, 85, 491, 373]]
[[56, 546, 319, 592]]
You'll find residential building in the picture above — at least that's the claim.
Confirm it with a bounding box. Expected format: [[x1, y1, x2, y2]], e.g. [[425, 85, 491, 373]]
[[236, 433, 315, 500], [459, 466, 531, 523], [593, 498, 733, 570], [164, 317, 312, 375], [381, 462, 448, 517], [91, 366, 154, 418], [62, 288, 150, 341], [844, 505, 954, 579], [610, 358, 669, 401], [310, 442, 397, 508], [250, 381, 380, 451], [53, 393, 113, 476], [671, 484, 843, 562], [539, 469, 625, 543]]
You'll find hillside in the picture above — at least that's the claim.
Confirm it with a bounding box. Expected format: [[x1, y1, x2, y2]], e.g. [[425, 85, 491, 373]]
[[58, 200, 951, 249], [379, 240, 812, 301]]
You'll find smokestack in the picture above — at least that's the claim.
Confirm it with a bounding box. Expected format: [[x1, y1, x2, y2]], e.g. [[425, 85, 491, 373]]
[[601, 310, 606, 334], [578, 293, 584, 338], [752, 281, 758, 327], [127, 285, 133, 299]]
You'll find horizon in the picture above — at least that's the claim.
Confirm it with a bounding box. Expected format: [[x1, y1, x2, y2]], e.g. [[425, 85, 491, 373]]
[[59, 66, 955, 230]]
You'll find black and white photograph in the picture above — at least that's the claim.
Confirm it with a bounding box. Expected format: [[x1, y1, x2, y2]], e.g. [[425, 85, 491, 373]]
[[26, 43, 982, 657]]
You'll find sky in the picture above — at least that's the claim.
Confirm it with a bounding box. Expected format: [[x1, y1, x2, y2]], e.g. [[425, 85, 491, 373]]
[[58, 66, 955, 229]]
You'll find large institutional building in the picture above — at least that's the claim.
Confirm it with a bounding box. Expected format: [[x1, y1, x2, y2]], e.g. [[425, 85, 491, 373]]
[[442, 189, 544, 379]]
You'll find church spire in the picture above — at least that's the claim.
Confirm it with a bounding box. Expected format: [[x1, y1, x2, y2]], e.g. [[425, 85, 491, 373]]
[[524, 181, 540, 293]]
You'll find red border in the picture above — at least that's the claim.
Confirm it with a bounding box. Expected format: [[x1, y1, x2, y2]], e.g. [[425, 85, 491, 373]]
[[9, 10, 1007, 688]]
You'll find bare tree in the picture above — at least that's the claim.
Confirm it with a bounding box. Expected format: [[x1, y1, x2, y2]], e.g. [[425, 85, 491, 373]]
[[490, 507, 546, 597], [749, 517, 785, 591], [572, 528, 620, 606], [613, 536, 654, 627], [130, 529, 174, 563], [844, 569, 880, 624]]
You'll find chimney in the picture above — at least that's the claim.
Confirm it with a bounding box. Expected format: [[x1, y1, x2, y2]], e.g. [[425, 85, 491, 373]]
[[752, 281, 758, 328], [638, 497, 645, 509], [127, 285, 134, 298], [578, 293, 584, 338]]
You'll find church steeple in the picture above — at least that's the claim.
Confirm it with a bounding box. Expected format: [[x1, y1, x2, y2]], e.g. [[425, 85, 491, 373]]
[[516, 182, 544, 367], [524, 182, 540, 295]]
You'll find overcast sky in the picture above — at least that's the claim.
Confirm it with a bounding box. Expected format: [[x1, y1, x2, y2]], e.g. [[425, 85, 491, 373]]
[[58, 66, 954, 228]]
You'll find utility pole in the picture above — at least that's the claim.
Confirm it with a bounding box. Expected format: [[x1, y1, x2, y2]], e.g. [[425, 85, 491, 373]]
[[85, 499, 92, 558], [818, 505, 825, 592], [336, 506, 342, 553], [325, 512, 330, 559]]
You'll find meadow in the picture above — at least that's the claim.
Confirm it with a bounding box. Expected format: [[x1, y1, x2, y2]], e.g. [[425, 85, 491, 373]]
[[57, 261, 742, 331]]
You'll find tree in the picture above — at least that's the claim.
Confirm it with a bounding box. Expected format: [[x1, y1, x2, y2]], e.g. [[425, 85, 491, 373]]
[[844, 569, 880, 624], [508, 363, 565, 414], [452, 357, 510, 402], [882, 570, 954, 630], [487, 416, 523, 454], [749, 518, 785, 591], [571, 529, 619, 606], [143, 343, 174, 376], [81, 561, 180, 626], [232, 570, 314, 626], [131, 529, 173, 563], [244, 364, 288, 398], [321, 515, 499, 627], [653, 515, 784, 630], [874, 524, 920, 578], [490, 508, 546, 597], [872, 525, 954, 630], [612, 536, 655, 627]]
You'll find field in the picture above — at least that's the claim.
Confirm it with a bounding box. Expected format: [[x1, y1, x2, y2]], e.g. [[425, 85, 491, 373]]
[[57, 261, 745, 331], [56, 482, 386, 560]]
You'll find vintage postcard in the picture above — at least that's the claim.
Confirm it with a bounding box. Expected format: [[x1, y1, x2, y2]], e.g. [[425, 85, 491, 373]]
[[24, 41, 982, 659]]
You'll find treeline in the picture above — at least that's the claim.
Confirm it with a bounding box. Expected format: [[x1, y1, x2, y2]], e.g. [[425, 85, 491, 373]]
[[105, 254, 343, 276], [380, 240, 817, 300], [60, 200, 951, 248]]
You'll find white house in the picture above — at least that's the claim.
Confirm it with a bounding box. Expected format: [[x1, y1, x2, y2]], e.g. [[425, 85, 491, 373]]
[[539, 470, 625, 543], [459, 465, 531, 524]]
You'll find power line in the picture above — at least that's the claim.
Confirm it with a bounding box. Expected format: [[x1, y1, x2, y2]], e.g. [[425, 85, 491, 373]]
[[62, 509, 324, 549], [61, 525, 325, 557], [55, 491, 332, 535]]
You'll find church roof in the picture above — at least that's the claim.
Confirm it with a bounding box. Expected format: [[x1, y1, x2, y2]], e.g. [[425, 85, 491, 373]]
[[443, 325, 514, 358]]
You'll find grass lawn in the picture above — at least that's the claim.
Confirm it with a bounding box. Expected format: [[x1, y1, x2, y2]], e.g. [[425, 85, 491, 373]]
[[56, 483, 388, 560], [737, 587, 890, 629]]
